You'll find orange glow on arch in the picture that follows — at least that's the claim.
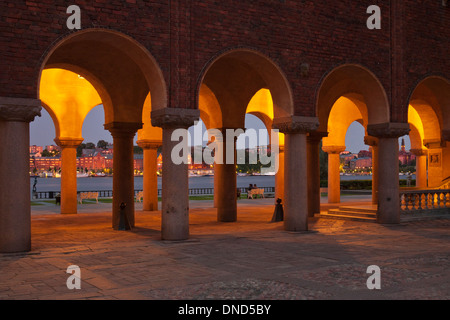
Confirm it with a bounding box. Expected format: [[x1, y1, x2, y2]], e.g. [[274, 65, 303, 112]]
[[137, 92, 162, 142], [39, 68, 102, 140], [323, 96, 365, 149], [246, 89, 284, 146]]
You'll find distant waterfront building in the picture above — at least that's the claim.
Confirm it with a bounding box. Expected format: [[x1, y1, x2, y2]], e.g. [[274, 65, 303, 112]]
[[29, 145, 43, 155], [157, 153, 163, 174], [30, 156, 61, 171], [133, 154, 144, 172], [349, 157, 372, 170], [340, 152, 357, 163], [399, 138, 416, 165], [30, 146, 143, 173], [45, 145, 60, 152], [340, 141, 415, 170], [77, 150, 111, 171], [358, 150, 372, 158]]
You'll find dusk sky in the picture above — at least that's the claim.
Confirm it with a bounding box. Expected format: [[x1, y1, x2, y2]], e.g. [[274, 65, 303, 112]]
[[30, 104, 410, 153]]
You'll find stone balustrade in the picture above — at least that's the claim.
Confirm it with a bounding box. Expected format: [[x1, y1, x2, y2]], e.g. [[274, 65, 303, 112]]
[[400, 189, 450, 213]]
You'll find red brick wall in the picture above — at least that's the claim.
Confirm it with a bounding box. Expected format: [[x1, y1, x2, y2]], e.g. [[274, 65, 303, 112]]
[[0, 0, 448, 120], [0, 0, 170, 99], [401, 0, 450, 121], [190, 0, 392, 117]]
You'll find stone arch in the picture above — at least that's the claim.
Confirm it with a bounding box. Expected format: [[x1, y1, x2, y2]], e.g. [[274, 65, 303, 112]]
[[36, 28, 168, 227], [408, 76, 450, 188], [316, 64, 389, 206], [408, 122, 423, 151], [246, 88, 282, 146], [39, 68, 102, 141], [197, 48, 294, 129], [409, 76, 450, 135], [322, 95, 368, 149], [196, 49, 293, 223], [137, 93, 162, 143], [39, 101, 61, 140], [198, 84, 222, 130], [38, 28, 167, 124], [408, 102, 440, 142], [316, 64, 390, 133]]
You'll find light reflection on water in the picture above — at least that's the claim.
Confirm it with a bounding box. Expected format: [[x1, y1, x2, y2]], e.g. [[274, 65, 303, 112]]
[[30, 174, 414, 193]]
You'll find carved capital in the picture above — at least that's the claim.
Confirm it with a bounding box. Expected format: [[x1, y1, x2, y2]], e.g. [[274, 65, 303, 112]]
[[137, 139, 161, 150], [367, 122, 410, 138], [104, 122, 142, 138], [151, 108, 200, 129], [423, 138, 446, 150], [322, 145, 346, 154], [54, 137, 84, 148], [410, 149, 427, 157], [0, 97, 42, 122], [364, 135, 379, 147], [272, 116, 319, 134], [307, 131, 328, 143]]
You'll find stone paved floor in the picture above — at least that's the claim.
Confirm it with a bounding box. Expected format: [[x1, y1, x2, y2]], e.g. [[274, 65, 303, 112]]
[[1, 199, 449, 300]]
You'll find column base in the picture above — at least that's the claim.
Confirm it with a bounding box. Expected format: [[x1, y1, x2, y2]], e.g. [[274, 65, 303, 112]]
[[0, 98, 41, 253], [367, 124, 410, 225]]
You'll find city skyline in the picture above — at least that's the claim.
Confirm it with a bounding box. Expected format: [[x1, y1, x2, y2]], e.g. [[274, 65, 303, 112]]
[[30, 104, 411, 153]]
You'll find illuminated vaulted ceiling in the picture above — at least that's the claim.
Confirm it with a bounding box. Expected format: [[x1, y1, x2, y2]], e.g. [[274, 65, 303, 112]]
[[39, 68, 102, 140]]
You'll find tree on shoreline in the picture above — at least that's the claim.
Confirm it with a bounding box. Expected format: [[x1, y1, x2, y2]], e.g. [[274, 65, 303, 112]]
[[97, 140, 109, 149], [41, 148, 60, 157]]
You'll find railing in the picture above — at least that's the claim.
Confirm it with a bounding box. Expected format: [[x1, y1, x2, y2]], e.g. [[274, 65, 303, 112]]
[[238, 186, 275, 195], [33, 187, 276, 199], [33, 190, 114, 199], [438, 177, 450, 190], [400, 189, 450, 213]]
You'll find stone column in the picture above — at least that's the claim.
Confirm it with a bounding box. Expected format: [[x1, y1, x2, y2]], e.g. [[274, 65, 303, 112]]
[[105, 122, 142, 230], [213, 167, 219, 208], [368, 123, 410, 224], [137, 139, 161, 211], [275, 145, 285, 202], [212, 137, 223, 209], [424, 139, 444, 188], [213, 167, 218, 208], [322, 145, 346, 204], [0, 98, 41, 252], [410, 149, 427, 188], [55, 138, 84, 214], [365, 136, 379, 204], [151, 108, 199, 240], [307, 132, 327, 217], [215, 128, 239, 222], [273, 116, 319, 231]]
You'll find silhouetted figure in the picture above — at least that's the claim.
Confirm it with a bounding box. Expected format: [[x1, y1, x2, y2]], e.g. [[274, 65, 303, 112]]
[[118, 202, 131, 230], [32, 176, 38, 198], [271, 198, 284, 222], [406, 174, 412, 187]]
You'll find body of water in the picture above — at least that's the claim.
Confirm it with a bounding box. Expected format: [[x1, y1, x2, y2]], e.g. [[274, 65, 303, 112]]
[[31, 175, 275, 193], [30, 173, 415, 193]]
